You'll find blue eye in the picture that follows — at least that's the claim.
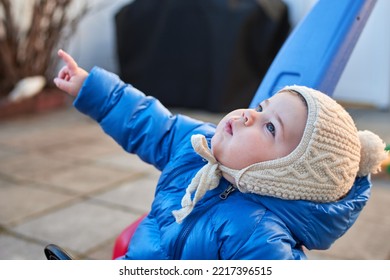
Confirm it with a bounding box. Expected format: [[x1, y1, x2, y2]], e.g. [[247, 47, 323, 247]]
[[266, 122, 275, 136], [255, 104, 263, 112]]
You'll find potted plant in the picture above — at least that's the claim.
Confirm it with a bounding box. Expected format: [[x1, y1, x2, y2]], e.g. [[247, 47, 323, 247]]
[[0, 0, 87, 119]]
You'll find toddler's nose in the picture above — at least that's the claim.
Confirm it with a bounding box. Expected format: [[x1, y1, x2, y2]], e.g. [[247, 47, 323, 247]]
[[242, 110, 256, 127]]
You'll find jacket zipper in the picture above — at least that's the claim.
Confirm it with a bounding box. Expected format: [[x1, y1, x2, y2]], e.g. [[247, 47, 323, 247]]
[[219, 184, 236, 199], [173, 184, 235, 259]]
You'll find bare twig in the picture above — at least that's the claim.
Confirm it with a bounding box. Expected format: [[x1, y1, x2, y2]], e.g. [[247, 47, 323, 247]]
[[0, 0, 88, 97], [0, 0, 19, 92]]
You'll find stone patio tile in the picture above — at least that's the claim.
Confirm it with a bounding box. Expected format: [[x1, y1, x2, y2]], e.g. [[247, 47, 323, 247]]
[[0, 179, 76, 226], [361, 179, 390, 227], [35, 123, 110, 150], [0, 107, 79, 133], [11, 200, 139, 257], [0, 152, 72, 181], [85, 238, 116, 260], [0, 115, 102, 153], [30, 164, 139, 195], [0, 145, 21, 160], [0, 234, 46, 260], [92, 176, 157, 214], [0, 126, 78, 151], [42, 136, 123, 163]]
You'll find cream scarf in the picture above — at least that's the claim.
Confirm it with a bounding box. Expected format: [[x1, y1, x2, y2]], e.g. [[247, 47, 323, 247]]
[[172, 134, 222, 223]]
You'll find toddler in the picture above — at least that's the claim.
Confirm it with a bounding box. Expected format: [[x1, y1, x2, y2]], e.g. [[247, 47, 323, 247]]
[[54, 49, 387, 259]]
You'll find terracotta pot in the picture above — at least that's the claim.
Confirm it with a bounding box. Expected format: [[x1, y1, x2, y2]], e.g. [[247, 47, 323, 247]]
[[0, 88, 70, 120]]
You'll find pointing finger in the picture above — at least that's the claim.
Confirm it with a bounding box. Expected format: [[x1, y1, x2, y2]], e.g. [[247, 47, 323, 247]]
[[58, 49, 78, 73]]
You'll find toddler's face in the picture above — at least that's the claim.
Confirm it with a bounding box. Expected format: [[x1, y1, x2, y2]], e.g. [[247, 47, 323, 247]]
[[211, 91, 307, 170]]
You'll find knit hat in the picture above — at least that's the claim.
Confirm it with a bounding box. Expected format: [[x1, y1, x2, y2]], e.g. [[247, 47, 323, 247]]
[[172, 85, 388, 223]]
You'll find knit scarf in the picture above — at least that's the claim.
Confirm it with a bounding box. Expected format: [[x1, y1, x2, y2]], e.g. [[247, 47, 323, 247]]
[[172, 134, 222, 224]]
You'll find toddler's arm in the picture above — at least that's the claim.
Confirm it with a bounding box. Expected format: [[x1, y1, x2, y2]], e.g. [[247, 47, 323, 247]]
[[54, 49, 88, 97]]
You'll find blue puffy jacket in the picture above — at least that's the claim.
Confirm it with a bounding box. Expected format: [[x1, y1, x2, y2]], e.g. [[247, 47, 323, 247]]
[[74, 67, 371, 260]]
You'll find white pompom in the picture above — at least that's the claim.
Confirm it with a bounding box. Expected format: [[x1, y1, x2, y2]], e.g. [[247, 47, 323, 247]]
[[357, 130, 388, 177]]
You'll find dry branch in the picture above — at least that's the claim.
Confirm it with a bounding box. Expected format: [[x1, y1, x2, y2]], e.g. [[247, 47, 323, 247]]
[[0, 0, 88, 97]]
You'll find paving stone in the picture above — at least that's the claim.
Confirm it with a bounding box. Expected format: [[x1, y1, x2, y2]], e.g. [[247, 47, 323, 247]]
[[91, 176, 157, 213], [0, 179, 76, 226], [42, 137, 123, 163], [85, 238, 116, 260], [0, 152, 73, 181], [0, 107, 80, 133], [0, 145, 21, 160], [11, 200, 139, 256], [0, 110, 100, 152], [0, 125, 77, 151], [360, 181, 390, 227], [29, 163, 138, 195], [0, 233, 46, 260]]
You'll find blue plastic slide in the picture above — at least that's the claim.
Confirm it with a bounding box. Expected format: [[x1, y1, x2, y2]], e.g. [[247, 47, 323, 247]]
[[250, 0, 377, 107]]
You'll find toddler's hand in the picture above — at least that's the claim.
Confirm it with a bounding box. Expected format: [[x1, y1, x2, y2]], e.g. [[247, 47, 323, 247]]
[[54, 49, 88, 97]]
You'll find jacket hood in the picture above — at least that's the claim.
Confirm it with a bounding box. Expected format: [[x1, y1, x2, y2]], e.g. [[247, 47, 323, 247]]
[[255, 176, 371, 250]]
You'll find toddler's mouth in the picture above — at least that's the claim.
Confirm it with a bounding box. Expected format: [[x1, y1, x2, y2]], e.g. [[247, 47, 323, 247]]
[[225, 119, 233, 135]]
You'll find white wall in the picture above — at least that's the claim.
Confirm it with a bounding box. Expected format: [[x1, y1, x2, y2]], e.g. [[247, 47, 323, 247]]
[[332, 0, 390, 109], [67, 0, 132, 73], [282, 0, 318, 26], [69, 0, 389, 109]]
